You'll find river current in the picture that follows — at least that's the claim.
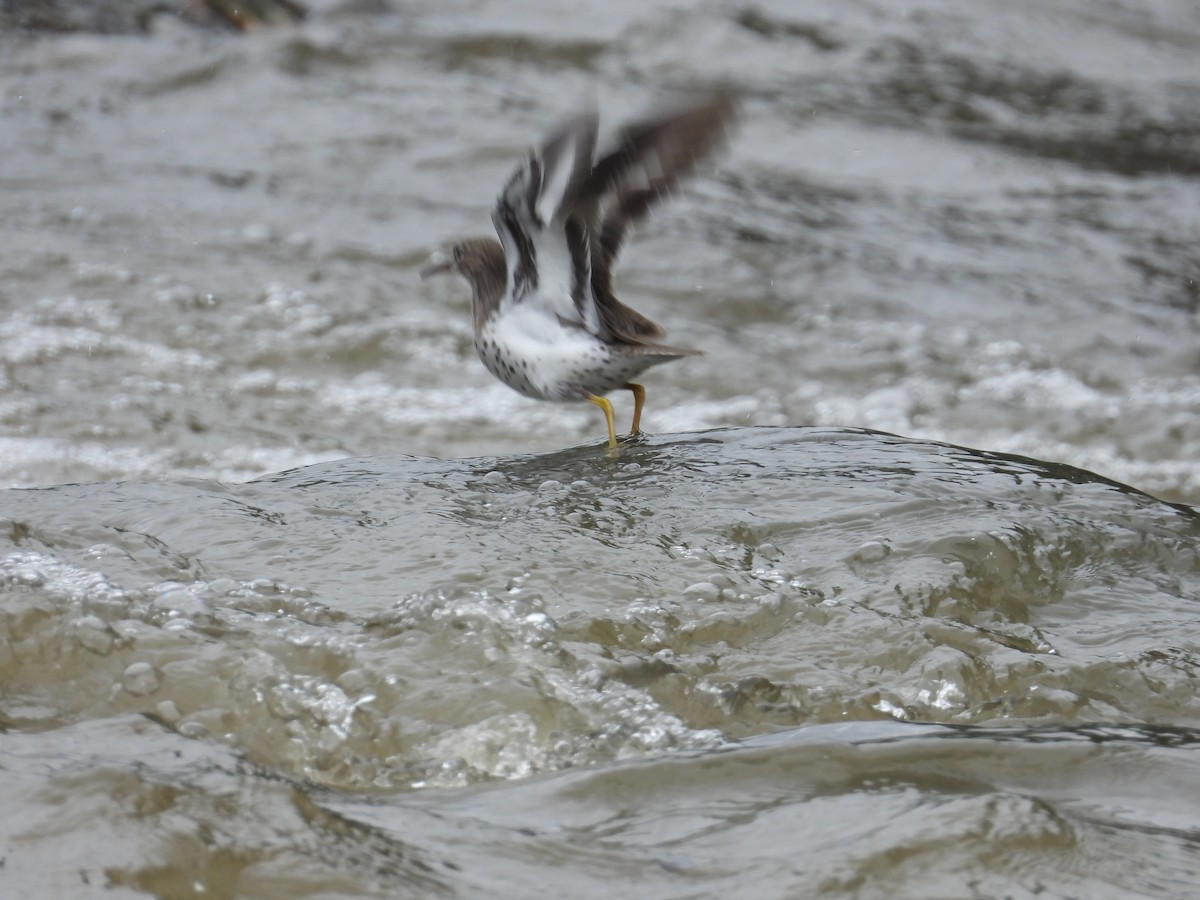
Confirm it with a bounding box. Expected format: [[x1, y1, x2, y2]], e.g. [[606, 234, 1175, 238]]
[[2, 2, 1200, 898]]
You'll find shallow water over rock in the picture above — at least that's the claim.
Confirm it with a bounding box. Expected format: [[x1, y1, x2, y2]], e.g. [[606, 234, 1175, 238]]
[[3, 427, 1199, 896]]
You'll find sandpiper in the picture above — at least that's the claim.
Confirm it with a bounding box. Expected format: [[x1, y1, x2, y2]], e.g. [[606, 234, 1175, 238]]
[[422, 94, 734, 448]]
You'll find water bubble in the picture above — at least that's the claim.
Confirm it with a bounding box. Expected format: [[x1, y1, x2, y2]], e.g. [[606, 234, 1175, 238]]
[[74, 615, 115, 655], [207, 578, 240, 596], [121, 662, 161, 696], [178, 721, 208, 739], [152, 588, 209, 617], [155, 700, 181, 723], [683, 582, 722, 602], [851, 540, 891, 563]]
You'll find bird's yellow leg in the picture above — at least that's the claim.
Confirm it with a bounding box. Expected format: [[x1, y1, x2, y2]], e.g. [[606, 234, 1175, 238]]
[[586, 393, 618, 448], [625, 382, 646, 434]]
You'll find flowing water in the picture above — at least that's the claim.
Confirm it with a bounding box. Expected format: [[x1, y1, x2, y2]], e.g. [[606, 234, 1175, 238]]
[[2, 1, 1200, 898]]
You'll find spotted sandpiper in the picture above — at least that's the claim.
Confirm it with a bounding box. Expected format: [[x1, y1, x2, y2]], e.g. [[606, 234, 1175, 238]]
[[422, 94, 734, 448]]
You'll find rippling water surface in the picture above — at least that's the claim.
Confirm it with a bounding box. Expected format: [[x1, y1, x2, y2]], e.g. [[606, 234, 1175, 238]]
[[2, 0, 1200, 897]]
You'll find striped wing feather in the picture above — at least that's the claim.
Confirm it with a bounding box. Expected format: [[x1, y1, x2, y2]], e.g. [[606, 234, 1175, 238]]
[[493, 93, 735, 347]]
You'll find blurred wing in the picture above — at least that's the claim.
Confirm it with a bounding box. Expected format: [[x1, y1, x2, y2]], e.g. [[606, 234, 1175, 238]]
[[580, 93, 736, 342], [489, 94, 734, 344], [491, 112, 601, 332]]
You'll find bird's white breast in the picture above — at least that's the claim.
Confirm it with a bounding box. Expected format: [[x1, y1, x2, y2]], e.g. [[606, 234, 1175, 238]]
[[477, 303, 650, 402]]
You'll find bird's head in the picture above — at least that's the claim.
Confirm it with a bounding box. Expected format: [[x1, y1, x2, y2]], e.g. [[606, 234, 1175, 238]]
[[421, 238, 508, 329], [420, 238, 504, 285]]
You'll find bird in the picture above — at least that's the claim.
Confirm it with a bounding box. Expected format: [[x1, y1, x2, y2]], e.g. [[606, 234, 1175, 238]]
[[421, 94, 734, 448]]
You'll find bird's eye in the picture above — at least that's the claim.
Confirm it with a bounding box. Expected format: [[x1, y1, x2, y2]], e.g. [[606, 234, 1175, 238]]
[[452, 245, 464, 263]]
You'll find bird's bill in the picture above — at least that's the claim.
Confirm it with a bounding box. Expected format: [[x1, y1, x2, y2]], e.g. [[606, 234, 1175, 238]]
[[419, 250, 452, 279]]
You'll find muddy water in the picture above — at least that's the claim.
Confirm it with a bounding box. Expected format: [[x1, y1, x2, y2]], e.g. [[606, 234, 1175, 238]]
[[3, 1, 1200, 898], [5, 429, 1200, 897]]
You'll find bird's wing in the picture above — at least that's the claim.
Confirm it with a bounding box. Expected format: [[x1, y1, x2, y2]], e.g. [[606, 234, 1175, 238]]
[[490, 94, 734, 344], [579, 94, 736, 343], [491, 111, 602, 332]]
